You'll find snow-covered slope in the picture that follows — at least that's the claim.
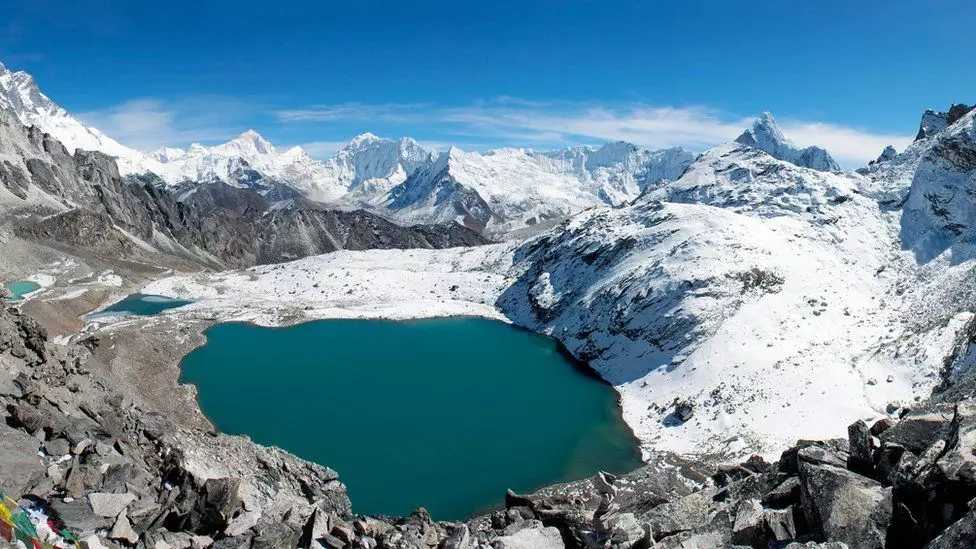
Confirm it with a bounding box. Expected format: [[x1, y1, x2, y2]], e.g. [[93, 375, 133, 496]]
[[735, 112, 840, 171], [381, 143, 694, 232], [0, 62, 165, 177], [143, 109, 976, 460]]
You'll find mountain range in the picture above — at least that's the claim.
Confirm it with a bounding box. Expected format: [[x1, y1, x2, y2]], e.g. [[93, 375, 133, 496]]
[[0, 61, 845, 235], [5, 53, 976, 547]]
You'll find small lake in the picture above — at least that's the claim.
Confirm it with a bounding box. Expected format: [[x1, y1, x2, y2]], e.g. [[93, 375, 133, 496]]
[[3, 281, 40, 302], [180, 318, 642, 520], [87, 294, 193, 320]]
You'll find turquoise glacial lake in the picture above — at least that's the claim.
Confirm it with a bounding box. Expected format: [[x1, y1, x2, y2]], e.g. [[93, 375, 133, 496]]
[[4, 281, 40, 302], [87, 294, 193, 320], [180, 318, 642, 520]]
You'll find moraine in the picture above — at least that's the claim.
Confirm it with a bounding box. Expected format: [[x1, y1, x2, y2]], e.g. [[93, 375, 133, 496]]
[[178, 317, 642, 520]]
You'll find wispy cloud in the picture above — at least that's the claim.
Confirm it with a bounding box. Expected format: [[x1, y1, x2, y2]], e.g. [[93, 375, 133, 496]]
[[77, 96, 254, 151], [275, 103, 430, 124], [277, 99, 913, 167]]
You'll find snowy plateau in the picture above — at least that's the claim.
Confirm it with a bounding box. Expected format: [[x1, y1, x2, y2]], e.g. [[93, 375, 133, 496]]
[[4, 58, 976, 462]]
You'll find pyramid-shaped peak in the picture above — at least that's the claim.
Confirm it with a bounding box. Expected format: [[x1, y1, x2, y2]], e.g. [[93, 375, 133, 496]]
[[737, 112, 794, 149], [226, 130, 274, 154], [734, 111, 839, 171]]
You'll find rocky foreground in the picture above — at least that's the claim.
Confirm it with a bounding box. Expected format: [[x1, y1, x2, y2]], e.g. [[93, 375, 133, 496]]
[[1, 302, 976, 548]]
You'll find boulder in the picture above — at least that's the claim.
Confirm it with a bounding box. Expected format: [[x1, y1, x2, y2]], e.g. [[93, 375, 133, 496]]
[[730, 499, 765, 546], [798, 461, 891, 548], [879, 404, 954, 453], [870, 418, 895, 437], [762, 477, 801, 507], [935, 400, 976, 483], [846, 420, 873, 475], [109, 513, 139, 545], [779, 439, 849, 475], [44, 437, 71, 457], [442, 524, 473, 549], [674, 399, 695, 422], [492, 522, 564, 549], [88, 492, 138, 518], [194, 477, 243, 532], [605, 512, 646, 549], [764, 507, 797, 541], [0, 423, 44, 497]]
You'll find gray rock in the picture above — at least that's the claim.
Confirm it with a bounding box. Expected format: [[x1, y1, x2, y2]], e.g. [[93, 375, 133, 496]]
[[79, 535, 113, 549], [492, 523, 564, 549], [764, 507, 796, 541], [674, 399, 695, 422], [443, 524, 473, 549], [605, 512, 646, 549], [935, 400, 976, 483], [869, 417, 895, 437], [252, 522, 301, 549], [88, 492, 138, 518], [879, 403, 954, 453], [109, 513, 139, 545], [0, 422, 44, 497], [846, 420, 873, 474], [730, 499, 765, 547], [798, 461, 891, 548], [50, 498, 115, 538], [194, 477, 243, 532], [762, 476, 801, 506]]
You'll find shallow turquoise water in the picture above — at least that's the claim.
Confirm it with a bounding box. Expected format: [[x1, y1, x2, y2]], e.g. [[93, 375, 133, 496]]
[[88, 294, 193, 319], [4, 281, 40, 302], [180, 318, 642, 520]]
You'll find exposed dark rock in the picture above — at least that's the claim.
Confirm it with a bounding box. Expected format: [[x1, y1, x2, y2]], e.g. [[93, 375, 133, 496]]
[[798, 460, 892, 548]]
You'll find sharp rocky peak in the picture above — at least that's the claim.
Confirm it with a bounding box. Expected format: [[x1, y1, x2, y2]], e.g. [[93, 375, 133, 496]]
[[915, 103, 975, 141], [734, 111, 840, 172]]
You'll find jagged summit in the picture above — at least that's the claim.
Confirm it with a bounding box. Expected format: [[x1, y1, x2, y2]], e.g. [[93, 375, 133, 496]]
[[347, 132, 381, 147], [915, 103, 975, 141], [735, 111, 840, 172]]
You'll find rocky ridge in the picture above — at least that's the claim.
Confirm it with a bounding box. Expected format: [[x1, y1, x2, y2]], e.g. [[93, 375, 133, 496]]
[[4, 295, 976, 548]]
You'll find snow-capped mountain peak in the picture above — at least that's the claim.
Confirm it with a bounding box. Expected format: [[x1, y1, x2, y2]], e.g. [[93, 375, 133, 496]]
[[216, 129, 276, 156], [735, 111, 840, 172], [347, 132, 382, 148], [0, 62, 165, 177], [738, 111, 791, 149]]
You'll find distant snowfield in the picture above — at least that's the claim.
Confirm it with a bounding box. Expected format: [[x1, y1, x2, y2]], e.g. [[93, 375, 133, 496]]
[[143, 245, 519, 325]]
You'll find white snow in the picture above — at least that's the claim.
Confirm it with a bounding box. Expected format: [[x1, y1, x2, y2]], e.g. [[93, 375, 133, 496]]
[[0, 62, 167, 177], [139, 111, 976, 462], [143, 245, 518, 326]]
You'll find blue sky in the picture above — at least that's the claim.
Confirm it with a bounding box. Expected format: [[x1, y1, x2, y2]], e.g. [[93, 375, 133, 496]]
[[1, 0, 973, 165]]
